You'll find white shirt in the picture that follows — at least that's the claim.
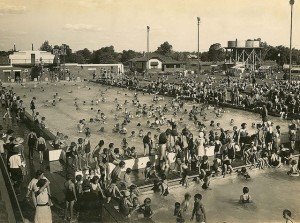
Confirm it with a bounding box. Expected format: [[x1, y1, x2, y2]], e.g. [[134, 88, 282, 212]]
[[9, 154, 21, 168], [0, 139, 4, 154]]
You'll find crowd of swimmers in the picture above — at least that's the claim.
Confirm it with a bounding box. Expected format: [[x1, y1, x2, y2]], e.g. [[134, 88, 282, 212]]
[[98, 73, 300, 120], [1, 74, 300, 222]]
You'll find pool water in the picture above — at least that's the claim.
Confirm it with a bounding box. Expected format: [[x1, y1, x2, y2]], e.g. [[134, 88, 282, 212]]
[[5, 82, 292, 156], [139, 167, 300, 223]]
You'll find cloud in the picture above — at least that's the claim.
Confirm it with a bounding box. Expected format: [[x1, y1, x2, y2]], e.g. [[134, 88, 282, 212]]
[[0, 5, 27, 15], [64, 23, 103, 32]]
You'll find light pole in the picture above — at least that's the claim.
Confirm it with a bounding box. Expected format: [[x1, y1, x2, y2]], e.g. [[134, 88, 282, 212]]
[[289, 0, 295, 83], [277, 53, 281, 71], [197, 17, 201, 75], [146, 26, 150, 78]]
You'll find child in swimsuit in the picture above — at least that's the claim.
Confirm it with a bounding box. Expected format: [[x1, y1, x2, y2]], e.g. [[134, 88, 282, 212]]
[[174, 202, 184, 223], [160, 174, 169, 197], [240, 187, 252, 203], [287, 160, 299, 177]]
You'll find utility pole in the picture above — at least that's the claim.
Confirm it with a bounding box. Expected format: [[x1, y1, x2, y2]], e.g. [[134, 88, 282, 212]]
[[197, 17, 201, 75], [289, 0, 295, 84], [146, 26, 150, 78]]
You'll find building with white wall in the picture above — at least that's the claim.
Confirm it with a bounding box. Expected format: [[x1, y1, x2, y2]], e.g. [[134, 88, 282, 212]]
[[129, 53, 185, 73], [9, 51, 55, 66]]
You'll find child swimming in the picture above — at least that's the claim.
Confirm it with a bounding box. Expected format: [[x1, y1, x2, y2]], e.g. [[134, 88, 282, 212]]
[[240, 187, 252, 203], [287, 160, 299, 177]]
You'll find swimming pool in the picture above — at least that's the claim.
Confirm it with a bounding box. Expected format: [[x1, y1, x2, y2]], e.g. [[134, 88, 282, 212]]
[[139, 167, 300, 223], [5, 81, 292, 157]]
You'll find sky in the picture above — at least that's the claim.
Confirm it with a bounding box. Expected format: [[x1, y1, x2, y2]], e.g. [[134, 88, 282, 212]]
[[0, 0, 299, 53]]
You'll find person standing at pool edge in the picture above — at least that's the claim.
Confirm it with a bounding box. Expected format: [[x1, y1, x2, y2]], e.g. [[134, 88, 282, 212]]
[[261, 104, 268, 124], [30, 97, 36, 116], [27, 129, 37, 160]]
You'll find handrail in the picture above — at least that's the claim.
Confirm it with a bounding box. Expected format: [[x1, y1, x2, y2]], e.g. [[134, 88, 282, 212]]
[[0, 154, 24, 223]]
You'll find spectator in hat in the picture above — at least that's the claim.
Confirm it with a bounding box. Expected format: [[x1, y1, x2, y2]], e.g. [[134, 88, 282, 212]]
[[9, 145, 23, 195], [6, 136, 16, 169], [13, 137, 25, 160], [77, 179, 102, 222]]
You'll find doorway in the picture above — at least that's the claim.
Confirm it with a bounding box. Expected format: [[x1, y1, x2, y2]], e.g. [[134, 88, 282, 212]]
[[14, 71, 21, 81]]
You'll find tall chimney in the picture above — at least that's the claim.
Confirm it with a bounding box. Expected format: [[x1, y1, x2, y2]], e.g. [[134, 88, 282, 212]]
[[32, 43, 34, 51], [13, 44, 16, 51]]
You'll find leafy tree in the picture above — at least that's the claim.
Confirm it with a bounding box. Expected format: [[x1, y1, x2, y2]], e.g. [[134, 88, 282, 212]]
[[171, 52, 190, 61], [91, 46, 118, 64], [155, 41, 173, 56], [121, 50, 142, 65], [40, 40, 52, 52], [75, 48, 92, 63], [66, 53, 83, 63], [200, 51, 209, 61], [208, 43, 225, 62], [292, 49, 300, 65]]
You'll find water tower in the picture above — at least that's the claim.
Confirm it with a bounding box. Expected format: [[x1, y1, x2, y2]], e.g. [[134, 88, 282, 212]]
[[225, 39, 263, 72]]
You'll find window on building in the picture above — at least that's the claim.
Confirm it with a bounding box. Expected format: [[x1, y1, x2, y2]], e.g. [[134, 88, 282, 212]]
[[150, 61, 158, 69]]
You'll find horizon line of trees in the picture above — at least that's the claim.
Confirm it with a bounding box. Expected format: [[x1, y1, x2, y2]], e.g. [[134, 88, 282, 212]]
[[1, 39, 300, 65]]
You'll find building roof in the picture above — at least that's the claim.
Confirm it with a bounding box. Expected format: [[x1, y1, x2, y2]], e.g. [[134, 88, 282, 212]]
[[129, 53, 184, 64]]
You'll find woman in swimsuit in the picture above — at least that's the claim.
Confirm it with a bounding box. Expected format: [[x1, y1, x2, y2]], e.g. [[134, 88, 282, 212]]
[[64, 174, 77, 222], [199, 155, 210, 176]]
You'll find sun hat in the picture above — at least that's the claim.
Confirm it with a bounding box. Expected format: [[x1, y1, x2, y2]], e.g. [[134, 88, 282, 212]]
[[124, 190, 130, 197], [13, 137, 24, 145]]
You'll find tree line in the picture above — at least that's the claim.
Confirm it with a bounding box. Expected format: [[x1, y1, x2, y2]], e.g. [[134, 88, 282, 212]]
[[1, 39, 299, 65]]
